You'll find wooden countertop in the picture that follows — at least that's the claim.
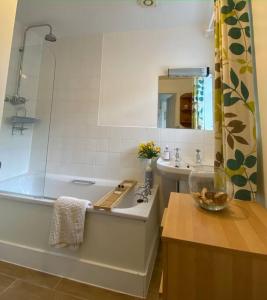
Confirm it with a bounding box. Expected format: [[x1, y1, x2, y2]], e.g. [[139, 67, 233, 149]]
[[162, 193, 267, 257]]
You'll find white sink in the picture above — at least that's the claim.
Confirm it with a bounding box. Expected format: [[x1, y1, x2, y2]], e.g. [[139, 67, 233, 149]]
[[156, 158, 213, 180], [156, 158, 192, 180], [157, 157, 214, 197]]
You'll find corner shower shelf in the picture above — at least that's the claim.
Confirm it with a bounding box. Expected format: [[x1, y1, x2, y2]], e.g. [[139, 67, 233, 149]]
[[10, 116, 39, 124], [9, 116, 40, 135]]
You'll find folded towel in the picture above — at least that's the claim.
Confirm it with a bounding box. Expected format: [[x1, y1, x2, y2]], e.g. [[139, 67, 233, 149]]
[[49, 196, 91, 249]]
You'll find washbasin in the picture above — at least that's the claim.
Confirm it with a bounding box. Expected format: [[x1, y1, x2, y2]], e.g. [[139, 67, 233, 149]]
[[156, 158, 213, 180], [156, 158, 192, 180]]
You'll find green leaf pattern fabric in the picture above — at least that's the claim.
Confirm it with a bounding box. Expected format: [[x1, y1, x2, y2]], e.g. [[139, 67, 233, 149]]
[[214, 0, 257, 200], [192, 77, 205, 130]]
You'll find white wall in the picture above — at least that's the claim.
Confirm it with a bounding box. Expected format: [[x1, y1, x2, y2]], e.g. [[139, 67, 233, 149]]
[[252, 1, 267, 206], [0, 0, 18, 122], [47, 34, 214, 183], [99, 27, 213, 127]]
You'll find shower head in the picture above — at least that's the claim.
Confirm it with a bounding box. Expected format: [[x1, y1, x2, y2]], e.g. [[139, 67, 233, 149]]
[[15, 24, 57, 102], [23, 24, 57, 44], [45, 25, 57, 42], [45, 32, 57, 42]]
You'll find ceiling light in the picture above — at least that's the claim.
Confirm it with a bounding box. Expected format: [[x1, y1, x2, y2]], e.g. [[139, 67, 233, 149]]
[[138, 0, 157, 7]]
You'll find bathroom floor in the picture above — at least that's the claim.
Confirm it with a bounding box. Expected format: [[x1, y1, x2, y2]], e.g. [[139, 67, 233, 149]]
[[0, 249, 162, 300]]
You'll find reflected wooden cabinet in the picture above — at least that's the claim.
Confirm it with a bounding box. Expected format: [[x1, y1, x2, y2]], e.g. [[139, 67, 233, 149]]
[[161, 193, 267, 300], [180, 93, 193, 128]]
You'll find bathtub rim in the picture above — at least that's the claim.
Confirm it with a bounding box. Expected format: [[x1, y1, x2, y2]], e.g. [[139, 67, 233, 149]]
[[0, 185, 159, 221]]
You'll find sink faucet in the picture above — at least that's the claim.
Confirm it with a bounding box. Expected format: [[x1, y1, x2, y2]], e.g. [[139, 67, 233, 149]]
[[195, 149, 201, 164], [174, 147, 182, 167]]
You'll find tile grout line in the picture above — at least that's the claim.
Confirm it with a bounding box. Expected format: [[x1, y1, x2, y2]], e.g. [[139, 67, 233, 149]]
[[11, 278, 62, 291], [0, 279, 87, 300], [0, 258, 161, 300], [0, 270, 63, 292], [0, 261, 64, 291], [53, 277, 63, 290], [0, 279, 18, 297], [0, 271, 16, 281], [55, 290, 89, 300]]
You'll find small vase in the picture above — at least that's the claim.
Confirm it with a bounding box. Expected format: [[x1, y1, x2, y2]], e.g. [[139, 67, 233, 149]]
[[145, 158, 153, 188]]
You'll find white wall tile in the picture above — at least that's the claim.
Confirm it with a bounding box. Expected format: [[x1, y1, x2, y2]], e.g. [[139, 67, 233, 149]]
[[108, 138, 121, 153], [84, 151, 95, 165], [46, 34, 215, 183], [107, 153, 121, 168], [120, 139, 139, 154], [86, 139, 97, 152], [120, 153, 140, 168], [93, 166, 121, 180], [93, 152, 108, 166]]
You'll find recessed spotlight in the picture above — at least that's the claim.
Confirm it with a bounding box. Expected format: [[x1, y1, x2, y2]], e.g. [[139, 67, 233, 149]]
[[138, 0, 157, 7]]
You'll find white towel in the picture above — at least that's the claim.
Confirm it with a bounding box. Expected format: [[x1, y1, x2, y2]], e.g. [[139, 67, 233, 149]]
[[49, 196, 91, 249]]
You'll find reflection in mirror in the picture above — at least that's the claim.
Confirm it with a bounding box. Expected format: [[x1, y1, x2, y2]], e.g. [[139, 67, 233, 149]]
[[158, 74, 213, 130]]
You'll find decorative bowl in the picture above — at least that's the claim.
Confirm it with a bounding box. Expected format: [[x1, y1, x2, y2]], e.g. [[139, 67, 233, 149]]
[[189, 165, 233, 211]]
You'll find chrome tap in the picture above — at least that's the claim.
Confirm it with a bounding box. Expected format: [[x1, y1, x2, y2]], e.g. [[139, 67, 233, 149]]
[[174, 147, 182, 167], [195, 149, 201, 164]]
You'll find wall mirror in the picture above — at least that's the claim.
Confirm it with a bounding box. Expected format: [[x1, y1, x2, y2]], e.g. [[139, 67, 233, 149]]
[[158, 70, 213, 130]]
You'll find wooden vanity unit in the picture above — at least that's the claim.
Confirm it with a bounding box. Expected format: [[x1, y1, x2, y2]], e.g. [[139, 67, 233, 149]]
[[161, 193, 267, 300]]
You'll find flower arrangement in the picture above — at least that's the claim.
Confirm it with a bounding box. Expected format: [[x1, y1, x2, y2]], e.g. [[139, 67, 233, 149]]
[[137, 141, 161, 159]]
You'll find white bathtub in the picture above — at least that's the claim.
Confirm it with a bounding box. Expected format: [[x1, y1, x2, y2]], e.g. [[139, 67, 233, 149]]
[[0, 173, 120, 200], [0, 173, 160, 297]]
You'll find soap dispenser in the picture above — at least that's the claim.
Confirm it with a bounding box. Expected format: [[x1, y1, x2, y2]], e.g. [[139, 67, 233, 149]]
[[195, 149, 202, 164], [163, 146, 171, 161]]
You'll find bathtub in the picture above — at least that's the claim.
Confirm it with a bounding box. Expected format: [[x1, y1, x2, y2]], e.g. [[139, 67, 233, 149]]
[[0, 173, 121, 200], [0, 173, 160, 298]]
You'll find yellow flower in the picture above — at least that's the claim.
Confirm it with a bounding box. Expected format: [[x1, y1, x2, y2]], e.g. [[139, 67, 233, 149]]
[[138, 143, 145, 151], [137, 141, 160, 159]]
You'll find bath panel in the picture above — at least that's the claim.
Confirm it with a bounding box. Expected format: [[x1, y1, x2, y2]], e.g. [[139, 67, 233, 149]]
[[0, 181, 159, 297]]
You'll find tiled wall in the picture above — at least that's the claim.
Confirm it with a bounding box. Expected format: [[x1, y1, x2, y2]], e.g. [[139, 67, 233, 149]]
[[47, 35, 214, 182], [28, 45, 55, 175], [0, 20, 58, 182]]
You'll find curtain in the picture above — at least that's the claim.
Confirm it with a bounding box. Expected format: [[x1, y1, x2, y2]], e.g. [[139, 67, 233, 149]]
[[214, 0, 257, 200], [192, 77, 205, 130]]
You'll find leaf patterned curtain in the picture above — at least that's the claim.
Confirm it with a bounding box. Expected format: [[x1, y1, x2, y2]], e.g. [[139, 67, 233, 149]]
[[214, 0, 257, 200], [192, 77, 205, 130]]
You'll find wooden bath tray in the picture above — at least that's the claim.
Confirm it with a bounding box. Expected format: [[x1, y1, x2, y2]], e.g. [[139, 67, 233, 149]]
[[93, 180, 137, 211]]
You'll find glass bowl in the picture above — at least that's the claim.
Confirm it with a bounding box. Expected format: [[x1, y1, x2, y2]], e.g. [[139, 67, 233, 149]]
[[189, 165, 233, 211]]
